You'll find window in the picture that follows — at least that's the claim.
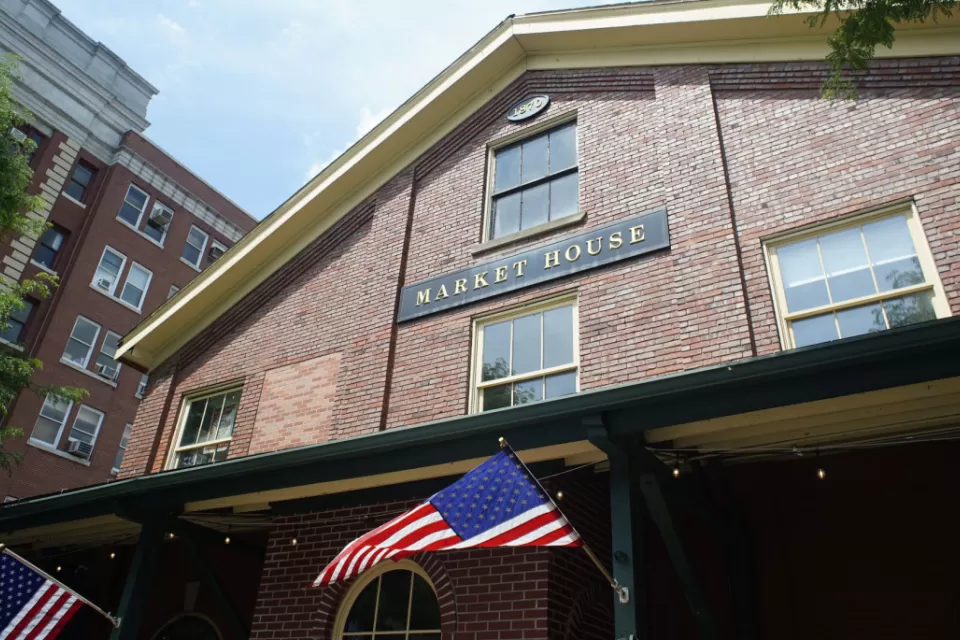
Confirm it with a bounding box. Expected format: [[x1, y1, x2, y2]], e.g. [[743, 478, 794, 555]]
[[168, 285, 180, 299], [1, 300, 33, 344], [208, 240, 227, 263], [117, 184, 149, 227], [63, 316, 100, 368], [181, 226, 209, 268], [136, 373, 149, 399], [113, 424, 133, 474], [472, 298, 578, 412], [488, 121, 578, 240], [170, 388, 242, 468], [92, 247, 126, 295], [15, 126, 45, 164], [30, 397, 72, 446], [94, 331, 123, 382], [64, 161, 96, 203], [335, 563, 440, 640], [68, 405, 104, 449], [766, 207, 949, 349], [33, 226, 66, 270], [119, 263, 152, 310], [143, 202, 174, 244]]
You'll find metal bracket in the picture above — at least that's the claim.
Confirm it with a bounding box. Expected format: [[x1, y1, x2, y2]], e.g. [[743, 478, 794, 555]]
[[619, 585, 631, 605]]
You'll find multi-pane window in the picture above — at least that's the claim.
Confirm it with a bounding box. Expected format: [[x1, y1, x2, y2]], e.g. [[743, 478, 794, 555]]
[[113, 424, 132, 474], [137, 373, 149, 399], [92, 247, 126, 295], [171, 388, 242, 468], [767, 209, 947, 349], [338, 567, 441, 639], [33, 226, 66, 270], [94, 331, 123, 382], [30, 397, 72, 446], [68, 405, 104, 449], [1, 300, 33, 344], [143, 202, 174, 244], [473, 299, 578, 412], [182, 226, 209, 268], [64, 161, 96, 203], [119, 263, 152, 310], [63, 316, 100, 368], [488, 122, 578, 240], [117, 184, 149, 227]]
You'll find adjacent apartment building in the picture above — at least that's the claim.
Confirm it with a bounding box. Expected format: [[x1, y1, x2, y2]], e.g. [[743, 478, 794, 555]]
[[1, 2, 960, 640], [0, 0, 256, 500]]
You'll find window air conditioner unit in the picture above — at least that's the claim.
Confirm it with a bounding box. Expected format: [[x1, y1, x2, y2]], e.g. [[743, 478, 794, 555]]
[[9, 128, 26, 143], [96, 278, 112, 290], [95, 362, 118, 381], [149, 207, 173, 227], [208, 245, 225, 261], [67, 439, 93, 458]]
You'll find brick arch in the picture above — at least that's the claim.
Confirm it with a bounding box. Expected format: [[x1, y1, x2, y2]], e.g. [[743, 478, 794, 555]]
[[313, 556, 457, 639], [561, 580, 612, 640]]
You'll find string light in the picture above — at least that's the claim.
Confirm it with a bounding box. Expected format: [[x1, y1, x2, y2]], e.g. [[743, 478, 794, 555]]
[[224, 536, 231, 545], [55, 566, 62, 573], [555, 490, 564, 500], [291, 537, 298, 545], [673, 453, 680, 478], [817, 467, 826, 480], [167, 532, 175, 540], [109, 552, 116, 559]]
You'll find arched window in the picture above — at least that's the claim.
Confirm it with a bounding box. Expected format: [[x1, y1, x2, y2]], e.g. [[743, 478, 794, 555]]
[[152, 613, 221, 640], [335, 561, 441, 639]]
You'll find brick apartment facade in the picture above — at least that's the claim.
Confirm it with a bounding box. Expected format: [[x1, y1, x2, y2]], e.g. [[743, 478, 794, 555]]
[[0, 0, 256, 500], [1, 2, 960, 640]]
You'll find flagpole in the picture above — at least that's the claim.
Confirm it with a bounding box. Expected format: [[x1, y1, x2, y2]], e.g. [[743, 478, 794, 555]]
[[0, 544, 122, 629], [497, 438, 629, 605]]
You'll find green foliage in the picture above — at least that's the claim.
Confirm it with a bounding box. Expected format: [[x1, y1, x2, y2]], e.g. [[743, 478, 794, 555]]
[[769, 0, 958, 98], [0, 54, 86, 475]]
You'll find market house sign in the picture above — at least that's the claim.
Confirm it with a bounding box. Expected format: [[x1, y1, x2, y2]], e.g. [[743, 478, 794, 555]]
[[398, 208, 670, 321]]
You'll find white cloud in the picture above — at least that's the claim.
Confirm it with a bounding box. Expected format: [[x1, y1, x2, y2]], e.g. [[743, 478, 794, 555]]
[[302, 105, 393, 183], [355, 105, 391, 139], [156, 13, 185, 38]]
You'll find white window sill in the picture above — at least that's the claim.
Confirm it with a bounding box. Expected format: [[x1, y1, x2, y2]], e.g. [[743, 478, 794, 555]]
[[472, 210, 587, 257], [0, 337, 24, 352], [29, 260, 58, 276], [179, 256, 202, 272], [89, 283, 144, 315], [59, 357, 119, 388], [60, 192, 87, 209], [117, 218, 167, 249], [27, 439, 91, 466]]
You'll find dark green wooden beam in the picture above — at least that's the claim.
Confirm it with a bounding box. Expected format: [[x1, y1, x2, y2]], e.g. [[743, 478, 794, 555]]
[[110, 518, 164, 640], [180, 530, 249, 640]]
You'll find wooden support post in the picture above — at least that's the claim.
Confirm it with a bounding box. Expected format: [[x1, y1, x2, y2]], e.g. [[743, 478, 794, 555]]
[[110, 518, 164, 640], [181, 531, 249, 639], [588, 422, 646, 640]]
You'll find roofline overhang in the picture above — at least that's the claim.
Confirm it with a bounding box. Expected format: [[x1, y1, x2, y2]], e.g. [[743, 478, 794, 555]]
[[115, 0, 960, 371], [10, 317, 960, 532]]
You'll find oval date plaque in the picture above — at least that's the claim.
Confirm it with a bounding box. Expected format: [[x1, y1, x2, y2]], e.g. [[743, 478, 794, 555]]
[[506, 95, 550, 122]]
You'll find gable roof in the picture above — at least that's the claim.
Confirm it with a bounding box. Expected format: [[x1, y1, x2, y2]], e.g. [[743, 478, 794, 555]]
[[116, 0, 960, 370]]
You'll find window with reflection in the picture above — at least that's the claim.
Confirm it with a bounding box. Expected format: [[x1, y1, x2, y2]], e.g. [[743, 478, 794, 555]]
[[338, 566, 440, 640], [767, 209, 946, 349], [170, 388, 241, 468], [473, 298, 578, 412], [488, 121, 578, 240]]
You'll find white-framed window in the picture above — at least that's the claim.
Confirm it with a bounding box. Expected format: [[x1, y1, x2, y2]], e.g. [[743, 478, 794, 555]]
[[63, 316, 101, 368], [92, 246, 127, 296], [334, 561, 441, 639], [117, 184, 149, 228], [68, 405, 104, 450], [181, 226, 209, 269], [119, 263, 152, 311], [143, 202, 174, 245], [30, 396, 73, 446], [113, 424, 133, 474], [486, 119, 578, 241], [764, 204, 950, 349], [94, 331, 123, 382], [168, 285, 180, 299], [1, 299, 33, 344], [136, 373, 149, 399], [168, 387, 242, 469], [470, 296, 579, 413]]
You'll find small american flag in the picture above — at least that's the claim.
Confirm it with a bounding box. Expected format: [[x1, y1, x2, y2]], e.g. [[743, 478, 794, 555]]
[[313, 444, 580, 586], [0, 551, 82, 640]]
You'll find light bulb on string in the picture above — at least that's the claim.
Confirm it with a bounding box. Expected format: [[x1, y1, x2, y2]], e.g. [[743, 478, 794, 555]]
[[673, 452, 680, 478], [556, 490, 564, 501], [56, 566, 62, 573], [291, 537, 298, 546], [109, 551, 116, 559], [815, 447, 825, 480], [224, 536, 231, 545]]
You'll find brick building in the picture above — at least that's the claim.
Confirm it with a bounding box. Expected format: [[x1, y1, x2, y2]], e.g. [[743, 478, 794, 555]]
[[0, 0, 257, 499], [2, 2, 960, 639]]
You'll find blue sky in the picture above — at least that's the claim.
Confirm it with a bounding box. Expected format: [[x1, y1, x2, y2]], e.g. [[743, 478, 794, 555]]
[[54, 0, 620, 219]]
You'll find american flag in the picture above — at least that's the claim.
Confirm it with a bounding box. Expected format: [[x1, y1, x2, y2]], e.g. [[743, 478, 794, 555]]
[[313, 445, 581, 586], [0, 551, 82, 640]]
